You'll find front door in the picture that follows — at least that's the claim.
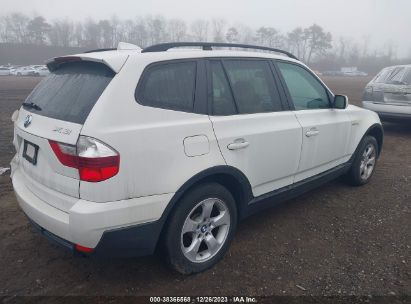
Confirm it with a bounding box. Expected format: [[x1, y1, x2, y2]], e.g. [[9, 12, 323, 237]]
[[276, 61, 352, 182]]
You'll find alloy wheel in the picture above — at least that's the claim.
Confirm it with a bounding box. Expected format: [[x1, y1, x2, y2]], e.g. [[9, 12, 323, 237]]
[[180, 198, 230, 263], [360, 143, 376, 181]]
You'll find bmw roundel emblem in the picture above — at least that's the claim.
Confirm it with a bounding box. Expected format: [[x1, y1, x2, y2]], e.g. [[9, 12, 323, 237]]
[[24, 115, 32, 128]]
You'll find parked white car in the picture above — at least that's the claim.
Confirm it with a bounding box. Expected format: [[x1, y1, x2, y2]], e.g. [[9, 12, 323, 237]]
[[11, 42, 383, 274], [0, 67, 11, 76], [34, 66, 50, 76], [13, 66, 39, 76], [363, 65, 411, 120], [343, 71, 368, 77]]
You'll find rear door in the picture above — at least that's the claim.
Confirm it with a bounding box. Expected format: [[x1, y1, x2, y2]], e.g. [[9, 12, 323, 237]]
[[275, 61, 351, 182], [13, 61, 115, 212], [208, 58, 302, 197]]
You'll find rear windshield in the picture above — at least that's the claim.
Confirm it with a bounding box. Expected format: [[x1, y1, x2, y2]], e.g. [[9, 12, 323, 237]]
[[375, 67, 411, 85], [23, 61, 114, 124]]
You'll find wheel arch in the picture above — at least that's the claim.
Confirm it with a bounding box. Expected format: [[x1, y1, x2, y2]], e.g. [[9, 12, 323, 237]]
[[364, 123, 384, 156], [155, 166, 253, 250], [165, 166, 253, 221]]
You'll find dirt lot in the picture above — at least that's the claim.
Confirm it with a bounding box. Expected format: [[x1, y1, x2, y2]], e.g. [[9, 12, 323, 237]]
[[0, 76, 409, 298]]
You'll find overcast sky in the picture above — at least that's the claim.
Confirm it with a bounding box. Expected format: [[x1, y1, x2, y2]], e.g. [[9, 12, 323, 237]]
[[2, 0, 410, 57]]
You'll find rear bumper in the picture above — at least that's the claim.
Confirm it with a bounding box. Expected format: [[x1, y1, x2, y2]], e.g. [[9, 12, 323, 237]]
[[362, 101, 411, 119], [12, 168, 173, 257]]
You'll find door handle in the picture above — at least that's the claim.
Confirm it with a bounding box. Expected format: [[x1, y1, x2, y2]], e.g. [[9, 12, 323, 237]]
[[227, 139, 249, 150], [305, 128, 320, 137]]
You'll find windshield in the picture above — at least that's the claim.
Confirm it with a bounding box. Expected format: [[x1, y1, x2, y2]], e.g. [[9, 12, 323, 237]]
[[23, 61, 115, 124]]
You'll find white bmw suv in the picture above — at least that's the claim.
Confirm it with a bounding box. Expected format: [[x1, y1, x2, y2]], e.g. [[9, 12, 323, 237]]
[[11, 42, 383, 274]]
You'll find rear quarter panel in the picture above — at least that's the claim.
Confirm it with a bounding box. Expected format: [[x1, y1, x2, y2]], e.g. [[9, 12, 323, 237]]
[[80, 55, 226, 203]]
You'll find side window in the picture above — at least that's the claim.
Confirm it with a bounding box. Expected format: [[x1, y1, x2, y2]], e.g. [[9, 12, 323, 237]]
[[374, 68, 393, 83], [136, 61, 196, 112], [403, 68, 411, 85], [277, 62, 330, 110], [223, 60, 283, 114], [385, 67, 409, 85], [210, 61, 236, 115]]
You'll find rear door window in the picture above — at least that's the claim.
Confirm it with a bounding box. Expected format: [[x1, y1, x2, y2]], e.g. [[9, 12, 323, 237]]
[[223, 60, 283, 114], [136, 61, 197, 112], [210, 61, 237, 115], [23, 61, 114, 124]]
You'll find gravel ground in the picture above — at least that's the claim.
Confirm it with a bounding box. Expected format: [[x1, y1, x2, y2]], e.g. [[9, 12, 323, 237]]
[[0, 76, 409, 299]]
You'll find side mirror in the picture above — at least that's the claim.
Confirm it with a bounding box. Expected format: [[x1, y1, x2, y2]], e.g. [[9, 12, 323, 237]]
[[333, 95, 348, 109]]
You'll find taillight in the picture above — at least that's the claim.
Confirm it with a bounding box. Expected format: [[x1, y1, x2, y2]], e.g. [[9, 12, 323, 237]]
[[75, 244, 94, 253], [49, 136, 120, 182], [49, 141, 78, 168]]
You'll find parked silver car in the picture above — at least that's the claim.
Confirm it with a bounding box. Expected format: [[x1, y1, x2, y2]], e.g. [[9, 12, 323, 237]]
[[362, 65, 411, 119]]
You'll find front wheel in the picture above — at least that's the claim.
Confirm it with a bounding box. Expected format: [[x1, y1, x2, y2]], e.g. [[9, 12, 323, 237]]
[[345, 135, 378, 186], [163, 183, 237, 274]]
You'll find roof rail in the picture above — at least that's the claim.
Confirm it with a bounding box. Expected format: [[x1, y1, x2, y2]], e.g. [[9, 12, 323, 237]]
[[142, 42, 298, 60], [84, 48, 117, 53]]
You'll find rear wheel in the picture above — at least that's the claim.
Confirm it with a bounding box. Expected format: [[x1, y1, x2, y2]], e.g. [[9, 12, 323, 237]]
[[163, 183, 237, 274], [345, 135, 378, 186]]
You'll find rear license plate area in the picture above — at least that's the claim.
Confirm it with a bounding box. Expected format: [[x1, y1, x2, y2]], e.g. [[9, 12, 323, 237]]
[[23, 140, 39, 165]]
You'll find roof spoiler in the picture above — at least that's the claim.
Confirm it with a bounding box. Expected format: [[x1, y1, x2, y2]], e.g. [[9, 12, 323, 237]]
[[45, 53, 129, 73]]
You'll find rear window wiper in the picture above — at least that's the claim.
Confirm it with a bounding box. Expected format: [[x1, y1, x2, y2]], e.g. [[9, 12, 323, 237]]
[[22, 102, 42, 111]]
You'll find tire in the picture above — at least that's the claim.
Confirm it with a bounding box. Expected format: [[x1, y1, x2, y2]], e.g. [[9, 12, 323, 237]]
[[163, 183, 237, 274], [345, 135, 378, 186]]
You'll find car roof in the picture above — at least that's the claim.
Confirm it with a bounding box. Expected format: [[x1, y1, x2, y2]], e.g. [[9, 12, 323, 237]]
[[383, 64, 411, 70], [47, 42, 303, 73]]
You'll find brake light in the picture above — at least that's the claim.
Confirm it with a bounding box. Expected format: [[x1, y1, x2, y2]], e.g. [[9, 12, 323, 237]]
[[49, 136, 120, 182], [75, 244, 94, 253]]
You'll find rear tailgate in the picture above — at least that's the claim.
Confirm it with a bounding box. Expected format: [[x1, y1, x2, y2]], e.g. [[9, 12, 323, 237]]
[[13, 60, 117, 212], [14, 109, 82, 212]]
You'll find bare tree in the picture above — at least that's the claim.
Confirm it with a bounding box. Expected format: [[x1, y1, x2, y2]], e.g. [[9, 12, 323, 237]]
[[225, 27, 239, 43], [256, 27, 283, 48], [287, 27, 304, 58], [73, 22, 84, 47], [97, 19, 113, 47], [1, 11, 408, 74], [190, 19, 209, 41], [361, 35, 371, 58], [0, 15, 11, 42], [120, 19, 137, 46], [168, 19, 187, 42], [110, 15, 122, 46], [211, 18, 226, 42], [2, 13, 30, 43], [132, 18, 149, 47], [82, 18, 100, 48], [146, 16, 167, 44], [48, 19, 74, 47], [235, 24, 254, 44]]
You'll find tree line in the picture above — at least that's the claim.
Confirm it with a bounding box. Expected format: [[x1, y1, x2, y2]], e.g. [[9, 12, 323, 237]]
[[0, 13, 408, 71]]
